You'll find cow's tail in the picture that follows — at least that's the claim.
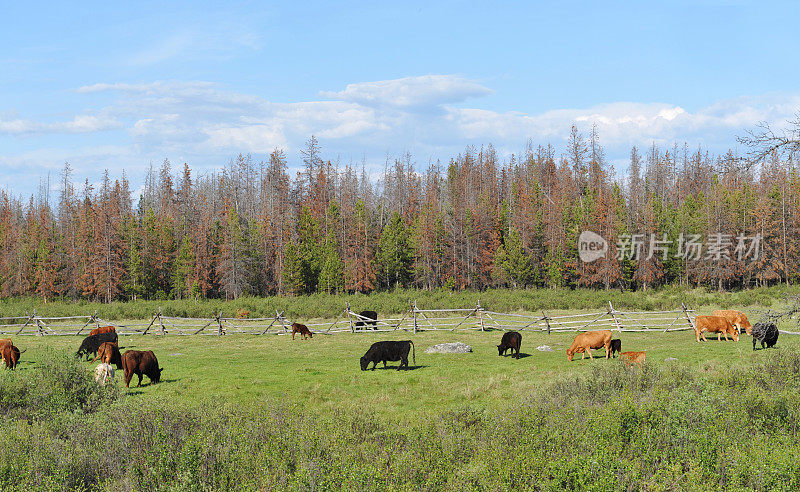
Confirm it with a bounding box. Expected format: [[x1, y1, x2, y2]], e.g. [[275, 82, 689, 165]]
[[18, 349, 26, 354], [411, 340, 415, 367]]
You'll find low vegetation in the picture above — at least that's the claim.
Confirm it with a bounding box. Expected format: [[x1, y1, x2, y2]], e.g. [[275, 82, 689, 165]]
[[2, 284, 798, 320]]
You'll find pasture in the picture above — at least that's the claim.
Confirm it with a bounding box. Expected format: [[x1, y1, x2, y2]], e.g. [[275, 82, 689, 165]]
[[13, 318, 798, 419]]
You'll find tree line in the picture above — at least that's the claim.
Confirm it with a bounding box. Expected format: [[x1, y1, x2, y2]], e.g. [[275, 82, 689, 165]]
[[1, 128, 797, 302]]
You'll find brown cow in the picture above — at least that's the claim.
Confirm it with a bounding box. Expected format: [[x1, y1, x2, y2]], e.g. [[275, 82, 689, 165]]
[[567, 330, 613, 361], [695, 315, 739, 342], [89, 325, 116, 336], [291, 322, 313, 340], [121, 350, 162, 387], [621, 351, 646, 367], [2, 344, 21, 369], [712, 310, 752, 335], [0, 338, 11, 350], [92, 341, 123, 369]]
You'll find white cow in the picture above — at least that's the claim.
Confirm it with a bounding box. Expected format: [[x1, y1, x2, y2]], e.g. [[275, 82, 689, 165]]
[[94, 363, 115, 385]]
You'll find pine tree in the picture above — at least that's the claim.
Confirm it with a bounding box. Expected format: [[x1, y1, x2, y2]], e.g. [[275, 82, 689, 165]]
[[376, 212, 414, 289], [171, 234, 196, 299]]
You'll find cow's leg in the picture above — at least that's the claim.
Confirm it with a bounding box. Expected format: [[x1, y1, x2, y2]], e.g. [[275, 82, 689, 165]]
[[399, 357, 407, 370], [124, 371, 132, 388], [292, 332, 295, 340], [586, 346, 593, 360]]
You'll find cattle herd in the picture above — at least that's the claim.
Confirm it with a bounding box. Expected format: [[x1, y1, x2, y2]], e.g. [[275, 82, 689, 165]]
[[0, 309, 784, 380]]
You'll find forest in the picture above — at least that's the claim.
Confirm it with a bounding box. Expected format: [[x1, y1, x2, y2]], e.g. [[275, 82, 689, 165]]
[[0, 126, 798, 303]]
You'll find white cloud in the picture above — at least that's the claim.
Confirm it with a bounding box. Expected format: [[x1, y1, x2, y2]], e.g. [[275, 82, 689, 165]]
[[320, 75, 493, 109], [3, 76, 799, 197], [0, 114, 121, 135]]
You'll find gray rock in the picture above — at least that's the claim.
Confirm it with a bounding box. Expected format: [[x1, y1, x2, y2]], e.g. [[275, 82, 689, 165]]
[[664, 357, 678, 362], [425, 342, 472, 354], [536, 345, 554, 352]]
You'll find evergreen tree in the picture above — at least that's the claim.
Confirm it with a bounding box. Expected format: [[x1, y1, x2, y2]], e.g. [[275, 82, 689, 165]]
[[376, 212, 414, 289]]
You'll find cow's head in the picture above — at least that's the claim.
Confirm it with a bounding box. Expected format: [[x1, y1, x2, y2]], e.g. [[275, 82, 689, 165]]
[[153, 367, 163, 383], [359, 357, 369, 371], [742, 321, 752, 335], [566, 348, 574, 361], [731, 328, 740, 342], [496, 344, 503, 356]]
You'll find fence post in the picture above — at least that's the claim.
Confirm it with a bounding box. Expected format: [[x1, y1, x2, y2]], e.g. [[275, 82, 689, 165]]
[[609, 301, 622, 332], [94, 310, 100, 329], [217, 311, 224, 336], [346, 302, 354, 333], [682, 303, 695, 332], [33, 308, 42, 336], [276, 310, 288, 334], [158, 307, 165, 335], [477, 300, 485, 331], [542, 311, 551, 335], [413, 300, 418, 334]]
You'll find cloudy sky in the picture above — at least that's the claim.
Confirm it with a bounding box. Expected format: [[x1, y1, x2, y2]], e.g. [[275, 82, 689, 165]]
[[2, 1, 799, 197]]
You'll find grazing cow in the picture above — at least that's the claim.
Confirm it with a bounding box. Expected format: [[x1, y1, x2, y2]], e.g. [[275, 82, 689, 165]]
[[360, 340, 415, 371], [89, 325, 116, 336], [94, 363, 115, 385], [291, 322, 313, 340], [355, 310, 378, 330], [752, 322, 779, 351], [92, 341, 123, 369], [694, 315, 738, 342], [497, 331, 522, 359], [121, 350, 163, 387], [621, 351, 646, 367], [2, 344, 21, 369], [567, 330, 613, 361], [76, 332, 119, 360], [610, 339, 622, 358], [713, 310, 752, 335]]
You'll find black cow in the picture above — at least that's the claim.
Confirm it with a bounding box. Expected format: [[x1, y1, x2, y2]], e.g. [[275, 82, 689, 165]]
[[355, 310, 378, 330], [610, 339, 622, 358], [752, 322, 779, 351], [360, 340, 415, 371], [497, 331, 522, 359], [76, 332, 118, 360]]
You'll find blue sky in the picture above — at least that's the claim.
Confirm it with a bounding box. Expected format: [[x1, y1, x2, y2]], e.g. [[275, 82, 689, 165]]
[[2, 1, 799, 197]]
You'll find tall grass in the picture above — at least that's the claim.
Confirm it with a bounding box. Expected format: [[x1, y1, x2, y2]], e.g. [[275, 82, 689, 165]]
[[2, 349, 800, 490], [1, 284, 797, 320]]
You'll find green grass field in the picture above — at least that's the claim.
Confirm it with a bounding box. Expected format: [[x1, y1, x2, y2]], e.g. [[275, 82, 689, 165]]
[[13, 320, 796, 420]]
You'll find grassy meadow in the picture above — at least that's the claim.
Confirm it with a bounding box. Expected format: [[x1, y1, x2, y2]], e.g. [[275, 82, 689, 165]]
[[4, 288, 800, 490], [10, 326, 796, 418]]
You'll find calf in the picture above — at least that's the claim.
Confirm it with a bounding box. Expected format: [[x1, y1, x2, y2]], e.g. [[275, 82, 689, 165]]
[[610, 339, 622, 358], [355, 310, 378, 330], [694, 315, 738, 342], [360, 340, 415, 371], [121, 350, 163, 387], [713, 310, 752, 335], [621, 351, 646, 367], [567, 330, 612, 361], [752, 322, 779, 350], [76, 332, 119, 360], [89, 325, 116, 336], [92, 341, 123, 369], [291, 322, 313, 340], [1, 345, 20, 369], [497, 331, 522, 359], [94, 363, 115, 385]]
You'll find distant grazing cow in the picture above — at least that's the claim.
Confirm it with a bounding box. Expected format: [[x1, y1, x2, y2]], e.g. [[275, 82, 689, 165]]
[[567, 330, 612, 361], [752, 322, 779, 351], [2, 344, 21, 369], [76, 332, 119, 360], [694, 315, 738, 342], [621, 351, 646, 367], [355, 310, 378, 330], [713, 310, 752, 335], [360, 340, 415, 371], [497, 331, 522, 359], [291, 322, 313, 340], [92, 342, 123, 369], [89, 325, 116, 336], [610, 339, 622, 358], [94, 363, 115, 385], [121, 350, 163, 387]]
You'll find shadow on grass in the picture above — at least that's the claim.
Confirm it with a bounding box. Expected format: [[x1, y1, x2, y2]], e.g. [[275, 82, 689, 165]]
[[369, 364, 429, 371]]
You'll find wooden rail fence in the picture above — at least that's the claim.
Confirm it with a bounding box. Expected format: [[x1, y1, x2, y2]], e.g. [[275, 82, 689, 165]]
[[0, 302, 698, 336]]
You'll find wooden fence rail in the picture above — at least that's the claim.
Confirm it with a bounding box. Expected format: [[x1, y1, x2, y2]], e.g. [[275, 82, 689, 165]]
[[1, 301, 698, 336]]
